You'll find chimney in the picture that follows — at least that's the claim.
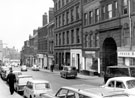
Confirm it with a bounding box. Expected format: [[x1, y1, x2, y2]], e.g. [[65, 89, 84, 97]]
[[49, 8, 54, 22], [43, 12, 48, 26]]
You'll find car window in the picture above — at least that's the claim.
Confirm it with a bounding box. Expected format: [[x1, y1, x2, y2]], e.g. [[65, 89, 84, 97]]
[[108, 81, 115, 87], [26, 82, 33, 89], [116, 81, 125, 88], [79, 94, 91, 98], [35, 83, 50, 90], [126, 80, 135, 89], [56, 88, 68, 98]]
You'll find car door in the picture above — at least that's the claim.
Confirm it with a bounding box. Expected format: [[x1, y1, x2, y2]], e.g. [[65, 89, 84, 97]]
[[105, 80, 116, 90], [25, 82, 33, 98]]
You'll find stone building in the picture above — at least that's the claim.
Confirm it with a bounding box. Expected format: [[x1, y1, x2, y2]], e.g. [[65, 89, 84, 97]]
[[53, 0, 82, 70], [81, 0, 135, 75]]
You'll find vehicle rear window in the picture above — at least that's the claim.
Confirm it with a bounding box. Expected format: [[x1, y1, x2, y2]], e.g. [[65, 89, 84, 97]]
[[19, 77, 32, 85], [35, 83, 50, 90], [126, 80, 135, 89], [108, 68, 129, 76], [130, 68, 135, 77]]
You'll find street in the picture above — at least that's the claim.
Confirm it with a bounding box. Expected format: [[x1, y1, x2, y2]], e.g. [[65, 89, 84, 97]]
[[14, 67, 104, 93], [0, 67, 104, 98]]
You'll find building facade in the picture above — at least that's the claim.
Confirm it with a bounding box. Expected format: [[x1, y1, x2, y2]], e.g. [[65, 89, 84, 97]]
[[53, 0, 82, 71], [82, 0, 101, 74]]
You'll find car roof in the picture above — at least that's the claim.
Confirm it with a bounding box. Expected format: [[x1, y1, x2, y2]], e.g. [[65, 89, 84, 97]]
[[18, 75, 32, 78], [28, 79, 50, 84], [108, 77, 135, 81], [107, 65, 135, 68], [61, 86, 127, 98], [13, 70, 21, 73]]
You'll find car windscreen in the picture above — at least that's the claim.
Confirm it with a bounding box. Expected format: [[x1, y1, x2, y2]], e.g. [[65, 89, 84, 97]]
[[108, 68, 129, 76], [35, 83, 50, 90]]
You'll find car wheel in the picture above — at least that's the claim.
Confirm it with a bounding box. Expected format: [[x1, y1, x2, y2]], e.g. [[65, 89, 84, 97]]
[[30, 95, 32, 98]]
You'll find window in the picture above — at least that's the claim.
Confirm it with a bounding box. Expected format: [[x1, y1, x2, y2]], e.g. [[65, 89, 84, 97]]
[[66, 11, 69, 24], [76, 6, 79, 20], [95, 8, 99, 23], [84, 13, 88, 25], [71, 9, 74, 22], [56, 34, 58, 45], [89, 34, 93, 47], [66, 0, 69, 4], [102, 6, 106, 20], [62, 0, 64, 7], [55, 3, 57, 11], [67, 31, 69, 44], [59, 15, 61, 27], [108, 81, 115, 87], [114, 1, 118, 17], [59, 0, 61, 9], [89, 11, 93, 24], [132, 0, 135, 12], [85, 34, 89, 47], [116, 81, 125, 88], [76, 28, 80, 43], [59, 33, 61, 45], [95, 33, 99, 47], [107, 4, 112, 19], [63, 32, 65, 45], [71, 30, 74, 44], [124, 28, 130, 46], [62, 13, 65, 26], [123, 0, 128, 15], [56, 17, 58, 28]]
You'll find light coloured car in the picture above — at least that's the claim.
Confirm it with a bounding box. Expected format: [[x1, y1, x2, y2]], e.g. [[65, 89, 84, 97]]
[[101, 77, 135, 96], [14, 75, 33, 92], [23, 80, 52, 98], [21, 65, 27, 71], [32, 65, 40, 71], [40, 84, 132, 98], [60, 66, 77, 79]]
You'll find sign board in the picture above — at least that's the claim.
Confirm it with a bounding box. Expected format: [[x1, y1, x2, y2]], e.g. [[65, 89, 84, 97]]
[[118, 51, 135, 57]]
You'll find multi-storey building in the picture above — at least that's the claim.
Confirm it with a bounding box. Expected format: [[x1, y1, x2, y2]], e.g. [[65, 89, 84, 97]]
[[82, 0, 135, 75], [82, 0, 101, 74], [47, 21, 55, 69], [53, 0, 82, 71]]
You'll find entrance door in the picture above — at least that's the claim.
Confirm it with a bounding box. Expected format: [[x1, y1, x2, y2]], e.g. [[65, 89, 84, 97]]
[[77, 54, 80, 72], [102, 37, 117, 72]]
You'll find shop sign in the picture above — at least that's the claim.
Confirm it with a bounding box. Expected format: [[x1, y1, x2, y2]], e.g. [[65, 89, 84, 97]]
[[118, 51, 135, 57], [37, 54, 43, 58], [84, 51, 95, 57]]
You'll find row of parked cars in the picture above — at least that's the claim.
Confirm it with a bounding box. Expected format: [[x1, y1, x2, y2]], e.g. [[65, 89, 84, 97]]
[[1, 64, 135, 98]]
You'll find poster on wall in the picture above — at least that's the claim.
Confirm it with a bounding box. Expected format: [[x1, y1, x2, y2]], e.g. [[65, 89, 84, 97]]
[[86, 58, 92, 71]]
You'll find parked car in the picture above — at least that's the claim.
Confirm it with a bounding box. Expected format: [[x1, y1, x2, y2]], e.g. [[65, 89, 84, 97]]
[[60, 66, 77, 79], [101, 76, 135, 96], [32, 64, 40, 71], [40, 85, 133, 98], [23, 80, 52, 98], [104, 65, 135, 83], [14, 75, 33, 92], [21, 65, 27, 71]]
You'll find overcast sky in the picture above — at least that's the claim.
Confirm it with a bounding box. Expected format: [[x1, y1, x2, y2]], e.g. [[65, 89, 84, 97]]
[[0, 0, 54, 51]]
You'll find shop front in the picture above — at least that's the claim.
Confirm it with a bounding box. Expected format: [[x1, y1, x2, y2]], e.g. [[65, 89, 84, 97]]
[[82, 51, 100, 75], [118, 49, 135, 66]]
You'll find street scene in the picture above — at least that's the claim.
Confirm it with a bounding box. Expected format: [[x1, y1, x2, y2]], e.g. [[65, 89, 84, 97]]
[[0, 0, 135, 98]]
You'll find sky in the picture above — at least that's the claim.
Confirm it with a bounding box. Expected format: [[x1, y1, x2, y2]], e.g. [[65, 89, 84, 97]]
[[0, 0, 54, 52]]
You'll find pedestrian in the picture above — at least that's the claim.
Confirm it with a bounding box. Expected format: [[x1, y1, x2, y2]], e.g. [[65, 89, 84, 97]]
[[51, 60, 55, 72], [6, 67, 16, 95]]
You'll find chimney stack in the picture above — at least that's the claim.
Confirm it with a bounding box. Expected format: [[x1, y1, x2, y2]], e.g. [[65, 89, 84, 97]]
[[42, 12, 48, 26]]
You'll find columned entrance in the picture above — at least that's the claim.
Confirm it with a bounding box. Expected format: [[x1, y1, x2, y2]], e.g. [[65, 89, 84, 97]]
[[102, 37, 117, 72]]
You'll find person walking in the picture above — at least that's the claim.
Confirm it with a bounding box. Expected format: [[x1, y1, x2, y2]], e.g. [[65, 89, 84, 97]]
[[6, 67, 16, 95]]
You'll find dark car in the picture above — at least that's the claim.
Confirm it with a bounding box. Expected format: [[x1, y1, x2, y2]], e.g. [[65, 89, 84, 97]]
[[104, 65, 135, 83], [60, 66, 77, 79]]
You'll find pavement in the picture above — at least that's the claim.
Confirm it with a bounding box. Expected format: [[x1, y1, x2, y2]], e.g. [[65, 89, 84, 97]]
[[0, 78, 22, 98]]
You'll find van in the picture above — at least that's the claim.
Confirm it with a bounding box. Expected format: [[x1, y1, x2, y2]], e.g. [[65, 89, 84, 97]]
[[104, 65, 135, 83]]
